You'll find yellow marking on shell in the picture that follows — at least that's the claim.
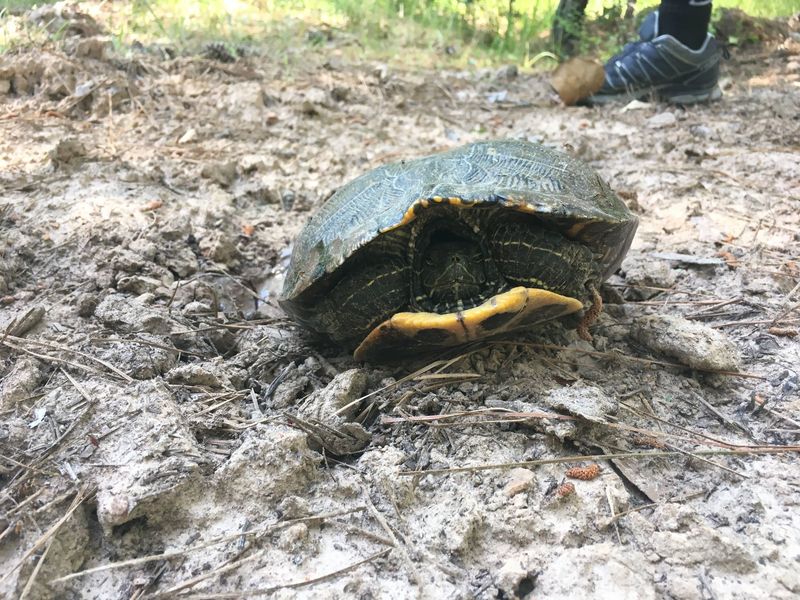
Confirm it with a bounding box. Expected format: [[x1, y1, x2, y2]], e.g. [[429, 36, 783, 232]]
[[379, 195, 542, 234], [566, 222, 589, 237], [353, 286, 583, 361]]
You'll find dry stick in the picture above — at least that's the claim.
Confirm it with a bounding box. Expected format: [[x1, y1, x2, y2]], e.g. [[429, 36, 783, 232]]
[[617, 402, 758, 451], [0, 485, 93, 586], [714, 318, 800, 329], [61, 367, 94, 405], [4, 488, 45, 516], [397, 448, 800, 477], [605, 485, 622, 544], [382, 409, 577, 425], [1, 340, 109, 380], [2, 335, 133, 382], [153, 551, 264, 597], [663, 442, 747, 479], [19, 537, 54, 600], [336, 355, 463, 417], [178, 548, 393, 599], [603, 502, 658, 527], [91, 337, 207, 358], [685, 297, 742, 318], [503, 341, 767, 380], [0, 453, 57, 476], [364, 494, 423, 598], [691, 394, 752, 438], [50, 507, 367, 584]]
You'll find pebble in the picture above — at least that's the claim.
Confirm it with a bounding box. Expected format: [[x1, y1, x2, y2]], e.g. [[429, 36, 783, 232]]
[[647, 111, 676, 129]]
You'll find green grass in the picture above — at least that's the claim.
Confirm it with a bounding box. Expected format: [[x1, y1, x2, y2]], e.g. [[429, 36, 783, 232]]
[[1, 0, 798, 66]]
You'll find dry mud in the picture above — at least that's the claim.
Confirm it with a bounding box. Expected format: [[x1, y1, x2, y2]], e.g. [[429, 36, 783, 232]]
[[1, 5, 800, 600]]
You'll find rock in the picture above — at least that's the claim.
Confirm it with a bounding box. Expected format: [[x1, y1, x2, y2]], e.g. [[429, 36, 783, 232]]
[[49, 138, 86, 167], [178, 127, 198, 144], [302, 369, 368, 422], [0, 357, 45, 409], [16, 501, 90, 599], [71, 36, 112, 60], [544, 385, 617, 424], [496, 557, 536, 598], [495, 64, 518, 80], [198, 232, 239, 265], [166, 360, 247, 389], [633, 314, 741, 371], [536, 543, 656, 599], [200, 161, 237, 187], [503, 468, 535, 497], [94, 294, 172, 334], [76, 292, 98, 317], [647, 111, 676, 129], [213, 424, 320, 513], [620, 256, 677, 300], [94, 380, 204, 531], [744, 277, 774, 295]]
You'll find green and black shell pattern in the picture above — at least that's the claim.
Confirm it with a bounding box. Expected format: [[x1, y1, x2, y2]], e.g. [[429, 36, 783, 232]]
[[281, 140, 637, 314]]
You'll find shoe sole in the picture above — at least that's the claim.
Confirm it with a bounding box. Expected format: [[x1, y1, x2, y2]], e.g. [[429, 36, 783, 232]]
[[589, 84, 722, 106]]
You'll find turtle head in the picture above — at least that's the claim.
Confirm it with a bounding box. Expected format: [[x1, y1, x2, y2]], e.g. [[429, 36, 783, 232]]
[[412, 216, 500, 313], [420, 238, 487, 311]]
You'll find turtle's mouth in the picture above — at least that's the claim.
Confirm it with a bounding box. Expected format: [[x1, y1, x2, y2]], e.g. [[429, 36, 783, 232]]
[[411, 218, 501, 313]]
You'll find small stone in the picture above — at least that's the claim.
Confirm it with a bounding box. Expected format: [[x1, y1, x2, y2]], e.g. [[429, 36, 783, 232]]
[[76, 293, 98, 317], [178, 127, 197, 144], [544, 385, 617, 424], [200, 161, 237, 187], [647, 111, 676, 129], [503, 468, 535, 497], [0, 79, 10, 95], [49, 138, 86, 167], [744, 277, 774, 295], [303, 369, 368, 422], [277, 496, 310, 519], [633, 314, 741, 371], [277, 523, 309, 550], [620, 257, 676, 300], [0, 357, 44, 409]]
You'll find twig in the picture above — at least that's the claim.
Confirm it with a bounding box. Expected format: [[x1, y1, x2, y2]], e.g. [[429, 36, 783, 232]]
[[364, 493, 423, 596], [664, 443, 747, 479], [153, 551, 264, 597], [398, 447, 800, 476], [1, 485, 94, 585], [501, 342, 767, 380], [61, 367, 94, 405], [90, 337, 206, 358], [602, 502, 657, 527], [176, 549, 392, 599], [382, 409, 576, 425], [19, 537, 54, 599], [50, 507, 367, 584], [605, 485, 622, 544], [2, 335, 133, 382]]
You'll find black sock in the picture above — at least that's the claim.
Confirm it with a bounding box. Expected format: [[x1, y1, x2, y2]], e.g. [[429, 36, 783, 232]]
[[658, 0, 712, 50]]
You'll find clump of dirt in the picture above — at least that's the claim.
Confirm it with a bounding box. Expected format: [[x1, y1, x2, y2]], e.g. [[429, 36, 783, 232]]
[[2, 3, 800, 599]]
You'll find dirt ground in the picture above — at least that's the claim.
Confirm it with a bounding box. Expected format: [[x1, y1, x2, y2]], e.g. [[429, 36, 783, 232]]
[[2, 4, 800, 600]]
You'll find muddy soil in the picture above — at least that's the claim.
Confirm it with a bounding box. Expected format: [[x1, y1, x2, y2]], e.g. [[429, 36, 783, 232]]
[[2, 5, 800, 600]]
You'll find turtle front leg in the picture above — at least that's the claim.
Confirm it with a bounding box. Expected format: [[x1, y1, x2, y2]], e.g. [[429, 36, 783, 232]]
[[576, 285, 603, 342], [315, 259, 409, 345]]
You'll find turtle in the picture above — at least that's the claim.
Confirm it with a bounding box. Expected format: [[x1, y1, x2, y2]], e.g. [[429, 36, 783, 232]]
[[279, 140, 637, 362]]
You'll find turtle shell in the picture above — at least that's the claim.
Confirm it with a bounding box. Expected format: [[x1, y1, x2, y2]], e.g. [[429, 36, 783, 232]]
[[281, 140, 637, 309]]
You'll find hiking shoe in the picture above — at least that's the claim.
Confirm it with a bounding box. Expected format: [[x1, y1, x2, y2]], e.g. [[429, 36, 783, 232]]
[[590, 13, 722, 105]]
